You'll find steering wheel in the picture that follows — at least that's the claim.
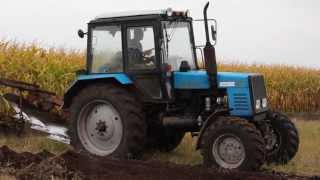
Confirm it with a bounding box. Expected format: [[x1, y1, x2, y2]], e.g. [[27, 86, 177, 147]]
[[127, 48, 156, 69], [142, 48, 155, 64], [143, 55, 155, 64]]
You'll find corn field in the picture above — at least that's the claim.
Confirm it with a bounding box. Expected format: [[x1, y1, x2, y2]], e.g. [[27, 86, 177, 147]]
[[0, 40, 319, 112]]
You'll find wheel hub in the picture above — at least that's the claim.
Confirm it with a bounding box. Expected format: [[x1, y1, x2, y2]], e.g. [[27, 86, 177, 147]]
[[212, 134, 245, 169], [94, 119, 115, 141], [265, 127, 281, 154], [95, 120, 107, 134], [78, 100, 123, 156], [219, 138, 243, 163]]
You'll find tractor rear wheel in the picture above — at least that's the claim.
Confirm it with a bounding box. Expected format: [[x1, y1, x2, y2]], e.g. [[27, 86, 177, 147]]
[[200, 116, 265, 170], [69, 84, 146, 159], [265, 111, 299, 164]]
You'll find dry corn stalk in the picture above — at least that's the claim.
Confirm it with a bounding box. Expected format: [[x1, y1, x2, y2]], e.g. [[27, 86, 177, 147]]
[[0, 93, 15, 117], [0, 40, 319, 112]]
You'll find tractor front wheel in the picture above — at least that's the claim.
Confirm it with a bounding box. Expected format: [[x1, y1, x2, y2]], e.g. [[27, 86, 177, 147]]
[[200, 116, 265, 170], [265, 111, 299, 164], [69, 84, 146, 159]]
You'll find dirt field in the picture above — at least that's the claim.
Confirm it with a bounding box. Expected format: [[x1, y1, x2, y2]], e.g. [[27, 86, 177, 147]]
[[0, 146, 317, 180]]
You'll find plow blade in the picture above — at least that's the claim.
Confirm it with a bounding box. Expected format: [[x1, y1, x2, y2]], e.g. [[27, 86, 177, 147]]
[[10, 103, 70, 144], [0, 78, 70, 144]]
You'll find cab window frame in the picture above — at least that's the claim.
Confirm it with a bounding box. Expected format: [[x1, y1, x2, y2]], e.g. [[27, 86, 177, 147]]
[[126, 26, 157, 71], [123, 21, 161, 74], [87, 22, 125, 74]]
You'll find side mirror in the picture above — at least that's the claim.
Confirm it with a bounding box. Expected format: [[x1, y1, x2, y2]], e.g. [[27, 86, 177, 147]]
[[78, 29, 87, 38], [210, 18, 217, 45], [211, 25, 217, 42]]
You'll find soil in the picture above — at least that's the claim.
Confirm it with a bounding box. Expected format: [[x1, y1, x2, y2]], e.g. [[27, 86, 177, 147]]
[[0, 146, 317, 180]]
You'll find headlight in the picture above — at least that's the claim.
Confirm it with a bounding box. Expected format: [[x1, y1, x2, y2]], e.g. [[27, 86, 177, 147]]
[[166, 8, 173, 16], [262, 98, 267, 108], [216, 97, 223, 105], [216, 96, 228, 105], [255, 99, 261, 110]]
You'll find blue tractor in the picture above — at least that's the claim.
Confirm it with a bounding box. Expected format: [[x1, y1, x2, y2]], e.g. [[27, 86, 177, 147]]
[[63, 2, 299, 170]]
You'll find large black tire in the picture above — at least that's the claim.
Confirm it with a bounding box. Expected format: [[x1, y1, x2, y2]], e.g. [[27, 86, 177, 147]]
[[266, 111, 299, 164], [200, 116, 265, 171], [69, 83, 146, 159]]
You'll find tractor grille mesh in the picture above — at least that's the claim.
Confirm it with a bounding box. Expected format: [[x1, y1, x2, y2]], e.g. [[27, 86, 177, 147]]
[[233, 93, 250, 111]]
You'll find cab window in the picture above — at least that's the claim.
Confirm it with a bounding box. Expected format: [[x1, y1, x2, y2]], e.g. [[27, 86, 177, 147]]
[[162, 21, 196, 71], [91, 25, 123, 73], [127, 26, 156, 71]]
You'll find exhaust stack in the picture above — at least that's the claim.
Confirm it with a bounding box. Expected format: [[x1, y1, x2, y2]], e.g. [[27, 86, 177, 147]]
[[203, 2, 218, 90]]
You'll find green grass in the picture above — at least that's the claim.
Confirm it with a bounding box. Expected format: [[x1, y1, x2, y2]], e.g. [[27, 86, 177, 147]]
[[0, 120, 319, 176], [0, 134, 69, 154]]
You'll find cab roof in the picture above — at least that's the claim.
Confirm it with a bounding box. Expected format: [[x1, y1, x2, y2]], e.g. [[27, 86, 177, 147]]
[[91, 8, 190, 24], [95, 9, 169, 20]]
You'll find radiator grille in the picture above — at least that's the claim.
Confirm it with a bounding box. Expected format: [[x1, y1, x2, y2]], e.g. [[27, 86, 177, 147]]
[[233, 93, 250, 111]]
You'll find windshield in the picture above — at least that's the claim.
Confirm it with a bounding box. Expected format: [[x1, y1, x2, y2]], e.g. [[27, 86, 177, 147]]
[[162, 21, 196, 71]]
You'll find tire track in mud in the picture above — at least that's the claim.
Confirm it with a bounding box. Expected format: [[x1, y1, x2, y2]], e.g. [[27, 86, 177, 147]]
[[0, 146, 316, 180]]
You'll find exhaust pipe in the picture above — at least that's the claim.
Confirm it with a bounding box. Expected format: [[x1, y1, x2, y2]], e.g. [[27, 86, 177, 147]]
[[162, 116, 198, 130], [203, 2, 218, 90]]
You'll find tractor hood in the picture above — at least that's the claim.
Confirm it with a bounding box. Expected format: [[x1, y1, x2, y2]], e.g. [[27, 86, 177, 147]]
[[173, 70, 258, 89]]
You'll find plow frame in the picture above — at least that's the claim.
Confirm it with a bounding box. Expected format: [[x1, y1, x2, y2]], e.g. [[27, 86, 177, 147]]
[[0, 78, 70, 144]]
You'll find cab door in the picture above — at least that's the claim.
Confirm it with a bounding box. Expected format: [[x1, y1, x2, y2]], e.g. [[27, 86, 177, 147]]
[[124, 22, 168, 102]]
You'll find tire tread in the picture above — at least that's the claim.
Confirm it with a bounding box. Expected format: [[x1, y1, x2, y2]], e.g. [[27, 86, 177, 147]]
[[200, 116, 265, 171]]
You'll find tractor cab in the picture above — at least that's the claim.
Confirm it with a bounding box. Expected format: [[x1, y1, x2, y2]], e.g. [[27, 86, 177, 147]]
[[78, 9, 199, 102]]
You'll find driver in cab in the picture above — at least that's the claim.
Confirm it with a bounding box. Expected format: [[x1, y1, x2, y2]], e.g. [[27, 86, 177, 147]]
[[127, 28, 154, 69]]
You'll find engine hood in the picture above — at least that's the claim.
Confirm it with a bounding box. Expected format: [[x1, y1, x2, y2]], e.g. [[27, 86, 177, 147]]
[[173, 70, 259, 89]]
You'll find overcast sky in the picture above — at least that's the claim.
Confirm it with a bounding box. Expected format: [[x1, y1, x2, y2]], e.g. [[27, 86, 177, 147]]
[[1, 0, 319, 68]]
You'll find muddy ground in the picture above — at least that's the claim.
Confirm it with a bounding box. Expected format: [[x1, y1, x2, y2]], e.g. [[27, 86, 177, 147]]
[[0, 146, 318, 180]]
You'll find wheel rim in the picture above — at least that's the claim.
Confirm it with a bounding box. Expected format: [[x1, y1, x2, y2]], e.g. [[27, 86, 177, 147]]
[[266, 128, 282, 154], [77, 100, 123, 156], [212, 134, 246, 169]]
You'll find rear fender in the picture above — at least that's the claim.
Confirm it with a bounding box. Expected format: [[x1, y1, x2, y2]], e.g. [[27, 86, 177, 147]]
[[63, 73, 133, 109]]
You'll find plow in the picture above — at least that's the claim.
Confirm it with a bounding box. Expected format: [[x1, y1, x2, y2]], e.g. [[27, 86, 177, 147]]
[[0, 78, 69, 143]]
